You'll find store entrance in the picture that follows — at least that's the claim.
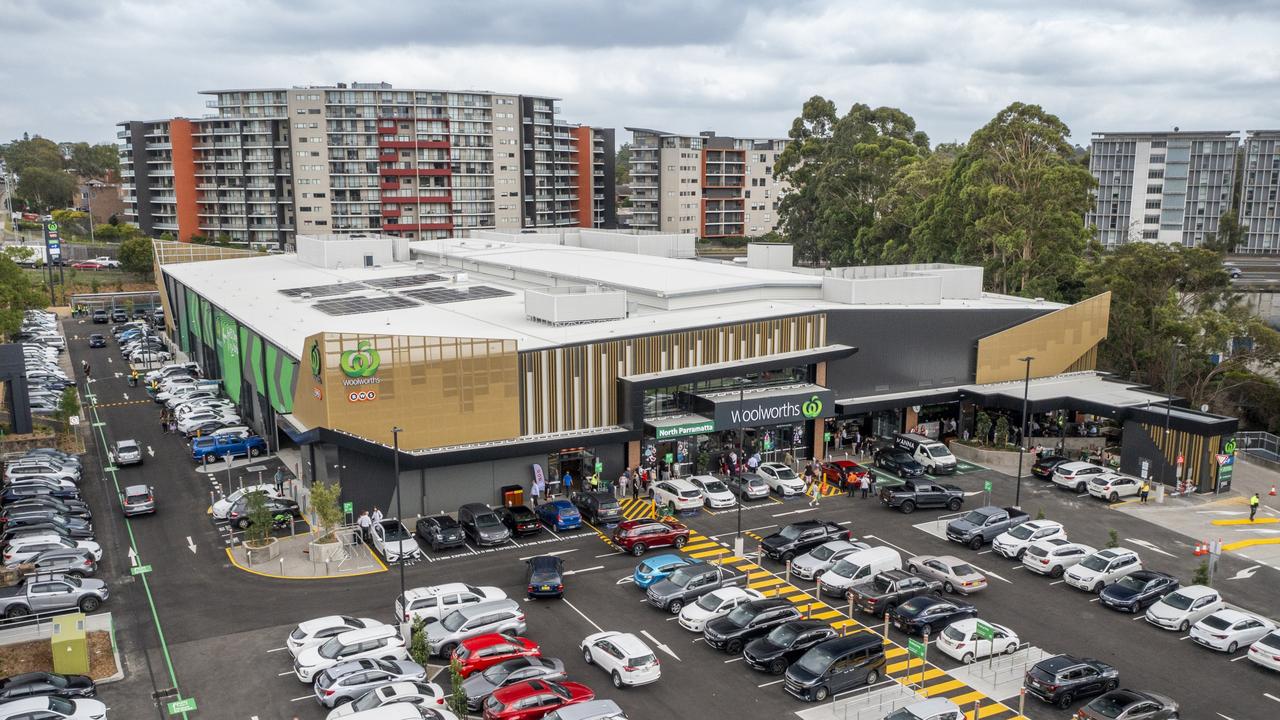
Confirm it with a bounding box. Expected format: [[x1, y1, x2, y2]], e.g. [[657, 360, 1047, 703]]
[[548, 448, 598, 494]]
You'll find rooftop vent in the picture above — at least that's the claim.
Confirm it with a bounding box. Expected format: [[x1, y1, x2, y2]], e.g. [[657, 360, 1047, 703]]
[[525, 286, 627, 326]]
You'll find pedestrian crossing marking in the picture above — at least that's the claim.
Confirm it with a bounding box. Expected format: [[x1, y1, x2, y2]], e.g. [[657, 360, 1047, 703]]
[[810, 610, 842, 620], [748, 577, 784, 590], [947, 691, 984, 707], [887, 657, 925, 674], [972, 703, 1011, 719], [885, 646, 906, 659], [682, 542, 720, 552], [923, 679, 966, 696], [690, 548, 730, 559]]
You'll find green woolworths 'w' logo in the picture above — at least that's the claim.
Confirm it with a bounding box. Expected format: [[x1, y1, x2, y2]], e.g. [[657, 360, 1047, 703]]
[[801, 394, 823, 419], [309, 340, 322, 378], [340, 340, 380, 378]]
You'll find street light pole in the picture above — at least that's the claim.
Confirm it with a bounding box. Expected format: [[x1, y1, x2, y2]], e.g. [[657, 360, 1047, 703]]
[[392, 426, 405, 623], [1014, 356, 1034, 508], [735, 384, 744, 552], [1165, 342, 1184, 489]]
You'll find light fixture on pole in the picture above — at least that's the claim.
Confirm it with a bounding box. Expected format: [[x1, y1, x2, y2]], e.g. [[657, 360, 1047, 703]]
[[1165, 341, 1185, 488], [392, 426, 405, 626], [1014, 356, 1034, 508]]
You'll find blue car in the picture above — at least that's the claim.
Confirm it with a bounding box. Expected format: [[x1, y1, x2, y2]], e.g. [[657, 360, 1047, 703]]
[[633, 554, 700, 589], [536, 499, 581, 531], [191, 434, 267, 463]]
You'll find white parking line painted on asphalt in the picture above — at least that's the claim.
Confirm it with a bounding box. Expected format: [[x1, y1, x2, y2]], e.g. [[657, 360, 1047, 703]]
[[1125, 538, 1176, 558], [560, 596, 603, 633], [1179, 635, 1191, 640], [265, 646, 288, 653], [1132, 615, 1147, 621], [1050, 580, 1065, 586], [758, 679, 785, 687], [596, 551, 623, 558], [1217, 714, 1237, 720], [966, 563, 1011, 584], [289, 695, 312, 702], [1265, 692, 1280, 704], [1230, 654, 1251, 661], [773, 508, 818, 517], [977, 550, 992, 555], [563, 565, 603, 575], [712, 524, 777, 539], [1089, 597, 1100, 603], [518, 548, 578, 562], [276, 670, 293, 677], [724, 656, 743, 663]]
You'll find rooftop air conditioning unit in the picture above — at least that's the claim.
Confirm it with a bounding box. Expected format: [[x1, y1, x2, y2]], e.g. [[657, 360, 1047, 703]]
[[453, 272, 469, 283]]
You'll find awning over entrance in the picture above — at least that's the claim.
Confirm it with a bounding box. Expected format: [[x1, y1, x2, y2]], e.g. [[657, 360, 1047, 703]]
[[688, 382, 834, 431], [644, 413, 716, 439]]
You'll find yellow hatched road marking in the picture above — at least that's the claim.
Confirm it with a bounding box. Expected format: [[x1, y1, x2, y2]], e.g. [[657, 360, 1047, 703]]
[[972, 703, 1013, 719], [885, 647, 907, 659], [749, 577, 784, 589], [947, 691, 986, 707], [681, 542, 720, 552], [915, 668, 947, 683], [690, 548, 730, 558], [887, 657, 924, 674], [923, 679, 966, 697], [810, 610, 842, 620]]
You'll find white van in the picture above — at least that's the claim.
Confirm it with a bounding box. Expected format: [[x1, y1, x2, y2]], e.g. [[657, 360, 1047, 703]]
[[817, 546, 902, 598], [894, 433, 957, 475]]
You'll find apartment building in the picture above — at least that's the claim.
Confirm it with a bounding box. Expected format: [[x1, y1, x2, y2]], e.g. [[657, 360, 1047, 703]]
[[118, 83, 615, 247], [1239, 130, 1280, 253], [1087, 130, 1239, 248], [625, 128, 787, 239]]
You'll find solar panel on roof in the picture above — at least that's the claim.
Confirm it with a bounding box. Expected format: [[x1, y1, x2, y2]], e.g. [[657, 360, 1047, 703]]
[[312, 295, 421, 316], [363, 273, 446, 289], [400, 285, 514, 304], [279, 282, 367, 298]]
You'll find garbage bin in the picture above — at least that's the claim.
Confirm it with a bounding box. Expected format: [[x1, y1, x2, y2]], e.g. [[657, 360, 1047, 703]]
[[51, 612, 88, 675], [500, 484, 525, 508]]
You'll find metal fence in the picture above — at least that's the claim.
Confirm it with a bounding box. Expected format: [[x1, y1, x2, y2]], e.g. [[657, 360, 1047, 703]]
[[69, 291, 162, 313]]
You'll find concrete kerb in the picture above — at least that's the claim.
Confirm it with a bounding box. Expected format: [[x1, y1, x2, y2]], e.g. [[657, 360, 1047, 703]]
[[0, 612, 125, 684], [224, 530, 388, 580]]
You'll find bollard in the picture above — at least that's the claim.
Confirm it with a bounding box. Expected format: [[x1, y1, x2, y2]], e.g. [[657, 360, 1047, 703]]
[[757, 544, 764, 563], [209, 490, 216, 510], [846, 596, 854, 635], [279, 557, 284, 576], [919, 629, 929, 689], [785, 560, 791, 585], [1019, 688, 1026, 718], [883, 611, 889, 639]]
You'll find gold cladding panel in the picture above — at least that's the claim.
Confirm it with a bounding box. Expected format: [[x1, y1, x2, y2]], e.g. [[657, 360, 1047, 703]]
[[975, 292, 1111, 385]]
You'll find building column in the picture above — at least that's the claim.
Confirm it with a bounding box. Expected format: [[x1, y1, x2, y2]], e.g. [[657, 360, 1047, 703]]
[[810, 420, 825, 463], [904, 406, 919, 433], [627, 440, 641, 469]]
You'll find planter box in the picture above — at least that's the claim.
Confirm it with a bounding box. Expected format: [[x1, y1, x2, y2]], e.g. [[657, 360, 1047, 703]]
[[244, 538, 280, 565], [309, 538, 344, 563], [950, 442, 1035, 476]]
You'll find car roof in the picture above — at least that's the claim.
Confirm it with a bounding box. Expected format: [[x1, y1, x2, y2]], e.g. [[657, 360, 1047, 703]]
[[1058, 461, 1099, 470], [1210, 608, 1255, 622], [900, 699, 961, 716], [406, 582, 473, 599], [1174, 585, 1217, 598], [460, 502, 493, 513], [760, 461, 789, 469], [665, 477, 697, 489], [123, 484, 151, 494]]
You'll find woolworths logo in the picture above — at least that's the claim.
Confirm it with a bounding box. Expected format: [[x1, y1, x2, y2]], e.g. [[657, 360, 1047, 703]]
[[340, 340, 381, 381], [801, 395, 823, 419]]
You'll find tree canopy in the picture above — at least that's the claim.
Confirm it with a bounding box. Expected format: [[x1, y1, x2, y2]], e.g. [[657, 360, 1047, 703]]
[[118, 236, 155, 276], [0, 253, 46, 339]]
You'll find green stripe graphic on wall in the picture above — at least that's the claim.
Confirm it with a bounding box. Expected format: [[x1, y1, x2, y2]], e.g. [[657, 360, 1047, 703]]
[[214, 310, 241, 401]]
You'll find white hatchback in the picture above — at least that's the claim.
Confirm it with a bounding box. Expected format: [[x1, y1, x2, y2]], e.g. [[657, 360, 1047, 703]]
[[580, 631, 661, 688], [1190, 609, 1277, 653], [937, 618, 1020, 664], [212, 484, 282, 519], [1144, 585, 1224, 632], [688, 475, 736, 509], [757, 462, 806, 496], [1063, 548, 1142, 593], [294, 626, 407, 682], [1021, 539, 1095, 578], [678, 587, 765, 632], [650, 478, 704, 512], [991, 520, 1065, 560], [1051, 461, 1109, 493]]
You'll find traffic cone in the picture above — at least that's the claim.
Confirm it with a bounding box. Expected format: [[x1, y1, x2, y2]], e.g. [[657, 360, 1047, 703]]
[[1270, 485, 1276, 497]]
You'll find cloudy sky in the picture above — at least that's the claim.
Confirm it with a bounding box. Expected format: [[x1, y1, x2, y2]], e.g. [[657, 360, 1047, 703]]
[[3, 0, 1278, 147]]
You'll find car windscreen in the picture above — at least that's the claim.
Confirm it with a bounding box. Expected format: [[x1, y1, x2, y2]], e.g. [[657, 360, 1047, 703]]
[[1008, 525, 1035, 540], [778, 525, 804, 540], [474, 513, 504, 528], [1113, 575, 1146, 591], [696, 592, 726, 611], [809, 544, 838, 561], [1160, 591, 1195, 610], [1025, 544, 1050, 558], [1079, 555, 1110, 572], [961, 510, 990, 524], [949, 563, 977, 576], [724, 605, 756, 627], [678, 489, 701, 499], [794, 645, 837, 675], [381, 523, 410, 541], [1258, 632, 1280, 651], [927, 445, 951, 457], [1084, 694, 1133, 718], [772, 466, 798, 480], [530, 561, 560, 582], [666, 567, 698, 587], [317, 636, 345, 659], [765, 623, 801, 645], [829, 559, 855, 577], [483, 662, 520, 683], [441, 610, 469, 632], [628, 652, 656, 666], [942, 624, 967, 642], [125, 491, 151, 503]]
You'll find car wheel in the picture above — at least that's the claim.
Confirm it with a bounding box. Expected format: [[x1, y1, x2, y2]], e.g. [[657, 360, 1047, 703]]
[[1228, 641, 1238, 653], [906, 563, 917, 573], [1092, 582, 1104, 594], [920, 624, 932, 637], [1105, 679, 1118, 691], [813, 686, 829, 702], [1179, 620, 1190, 633], [900, 501, 916, 514], [969, 537, 983, 551], [1015, 549, 1026, 560], [612, 670, 624, 688], [864, 669, 878, 685], [631, 543, 647, 556], [961, 652, 975, 664], [1005, 642, 1017, 655], [249, 447, 261, 457], [1050, 565, 1064, 578], [943, 581, 955, 594], [669, 599, 684, 614], [1109, 492, 1119, 503], [947, 498, 962, 511], [583, 647, 594, 664], [782, 551, 796, 563], [1075, 482, 1086, 493], [725, 639, 743, 654], [674, 536, 687, 549], [335, 697, 353, 707], [5, 606, 29, 619], [439, 643, 456, 659], [79, 597, 101, 613], [237, 518, 250, 529], [1057, 692, 1074, 710], [769, 658, 787, 675]]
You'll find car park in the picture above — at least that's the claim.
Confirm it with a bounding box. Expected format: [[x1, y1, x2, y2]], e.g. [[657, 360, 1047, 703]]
[[790, 539, 869, 581], [1074, 689, 1178, 720], [1051, 461, 1109, 493], [905, 555, 987, 594], [4, 461, 80, 484], [1247, 630, 1280, 672], [937, 618, 1019, 663], [462, 658, 567, 712], [783, 633, 887, 702], [1, 515, 94, 541], [0, 573, 109, 617], [677, 587, 764, 632], [414, 515, 467, 552], [1022, 655, 1119, 709], [874, 449, 925, 478], [0, 483, 80, 504], [611, 519, 688, 556], [525, 555, 565, 599], [649, 478, 705, 512], [2, 536, 102, 564], [756, 462, 806, 495], [326, 681, 448, 719], [817, 546, 902, 598], [491, 505, 541, 537], [742, 620, 837, 675], [991, 520, 1065, 559], [371, 519, 423, 563], [631, 554, 693, 589], [458, 504, 512, 546], [396, 584, 507, 625], [1144, 585, 1223, 632], [1189, 608, 1277, 653], [15, 549, 96, 578], [703, 598, 803, 653], [453, 634, 540, 678], [288, 616, 385, 657], [688, 475, 736, 508], [294, 625, 407, 683], [211, 485, 281, 520], [0, 696, 108, 720], [1064, 548, 1143, 593], [535, 499, 581, 531], [820, 459, 869, 490], [427, 599, 526, 657], [4, 497, 91, 521], [1021, 539, 1095, 578], [482, 679, 594, 720], [312, 658, 429, 708], [889, 594, 976, 636], [1098, 570, 1179, 613], [580, 631, 660, 688], [0, 671, 96, 701], [111, 439, 143, 467], [569, 491, 621, 524], [725, 473, 769, 500]]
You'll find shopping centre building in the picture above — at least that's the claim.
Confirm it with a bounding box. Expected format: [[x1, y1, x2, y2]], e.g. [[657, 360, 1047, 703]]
[[153, 231, 1238, 514]]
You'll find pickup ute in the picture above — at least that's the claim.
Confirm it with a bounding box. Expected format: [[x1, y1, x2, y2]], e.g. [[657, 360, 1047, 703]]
[[879, 481, 965, 514], [646, 562, 747, 613], [0, 573, 108, 617], [191, 433, 267, 463], [945, 506, 1030, 550], [846, 569, 943, 615]]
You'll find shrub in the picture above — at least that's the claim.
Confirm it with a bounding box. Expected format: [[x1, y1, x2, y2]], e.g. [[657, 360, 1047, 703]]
[[310, 481, 344, 543], [1106, 529, 1119, 549], [1193, 559, 1210, 586]]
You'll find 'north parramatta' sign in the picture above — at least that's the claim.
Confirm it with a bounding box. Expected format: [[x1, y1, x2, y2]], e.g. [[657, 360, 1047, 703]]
[[654, 419, 716, 439]]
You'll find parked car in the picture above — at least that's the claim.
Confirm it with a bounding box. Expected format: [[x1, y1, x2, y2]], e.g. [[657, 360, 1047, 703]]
[[293, 625, 407, 683], [482, 679, 594, 720], [326, 681, 446, 719], [462, 658, 566, 713], [703, 598, 803, 654], [90, 310, 108, 324], [756, 462, 806, 496], [1087, 472, 1142, 502], [937, 618, 1019, 663], [1144, 585, 1224, 632], [1074, 689, 1178, 720], [226, 496, 299, 530], [452, 633, 540, 678], [427, 600, 527, 658], [536, 499, 581, 532], [1190, 608, 1277, 653], [645, 562, 745, 613], [0, 696, 108, 720], [889, 594, 977, 636], [743, 620, 837, 675], [1051, 461, 1109, 493], [580, 631, 661, 688], [879, 480, 964, 514], [1, 536, 102, 565], [1021, 539, 1095, 578], [688, 475, 736, 509], [2, 497, 91, 521], [790, 540, 870, 581], [415, 515, 467, 552], [1247, 630, 1280, 672], [881, 699, 962, 720], [1098, 570, 1179, 613], [874, 449, 925, 478], [991, 520, 1065, 559], [820, 459, 869, 490], [311, 658, 428, 709], [905, 555, 987, 594], [1030, 454, 1071, 480], [0, 573, 108, 617], [817, 546, 903, 599], [396, 584, 507, 626], [495, 505, 543, 537], [1064, 548, 1144, 593], [211, 485, 281, 520], [761, 520, 852, 563], [287, 616, 385, 657], [650, 478, 704, 512], [525, 555, 565, 599], [631, 554, 694, 590], [371, 519, 423, 563], [725, 473, 770, 501], [190, 433, 266, 463], [611, 519, 689, 556], [0, 671, 96, 702], [1023, 654, 1119, 709], [846, 570, 942, 616], [569, 491, 622, 524], [458, 504, 511, 547], [945, 506, 1030, 551], [677, 587, 764, 633], [783, 634, 887, 702], [120, 484, 155, 516]]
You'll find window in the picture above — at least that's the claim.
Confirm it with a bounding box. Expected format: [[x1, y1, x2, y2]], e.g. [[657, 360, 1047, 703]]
[[1148, 168, 1164, 179], [1145, 199, 1162, 209], [1144, 214, 1160, 224], [1149, 154, 1166, 164], [1147, 184, 1163, 194]]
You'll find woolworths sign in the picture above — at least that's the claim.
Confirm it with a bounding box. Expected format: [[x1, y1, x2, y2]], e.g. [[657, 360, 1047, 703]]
[[711, 389, 834, 430], [654, 419, 716, 439]]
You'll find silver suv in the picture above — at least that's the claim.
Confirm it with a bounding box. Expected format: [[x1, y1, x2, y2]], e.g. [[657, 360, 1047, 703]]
[[426, 599, 526, 657]]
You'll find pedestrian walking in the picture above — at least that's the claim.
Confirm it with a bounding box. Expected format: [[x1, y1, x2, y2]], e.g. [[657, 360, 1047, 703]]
[[81, 360, 91, 378], [371, 506, 384, 525], [274, 467, 285, 495], [618, 472, 629, 499], [747, 452, 760, 474], [1139, 481, 1150, 504], [845, 473, 857, 498], [867, 471, 877, 497], [167, 419, 177, 435], [531, 474, 544, 506], [808, 477, 822, 507], [860, 474, 870, 499], [1250, 493, 1261, 521], [357, 511, 372, 542], [562, 470, 573, 496]]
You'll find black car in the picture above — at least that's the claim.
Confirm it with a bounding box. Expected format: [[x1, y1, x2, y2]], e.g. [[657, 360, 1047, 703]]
[[1024, 655, 1119, 709], [743, 620, 837, 675], [226, 496, 300, 529], [0, 517, 94, 541], [761, 521, 852, 563], [2, 497, 91, 520], [87, 334, 107, 348], [1098, 570, 1179, 613], [415, 515, 466, 552], [0, 484, 80, 504], [496, 505, 543, 537], [704, 598, 803, 654], [1031, 454, 1070, 480], [1076, 689, 1178, 720], [0, 508, 92, 532], [570, 491, 622, 525], [875, 449, 925, 478], [525, 555, 565, 599], [0, 672, 96, 701], [90, 311, 108, 324], [888, 594, 976, 636]]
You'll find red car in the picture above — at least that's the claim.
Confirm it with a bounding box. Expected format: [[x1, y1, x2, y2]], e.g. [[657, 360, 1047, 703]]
[[71, 261, 104, 270], [453, 633, 540, 678], [611, 518, 689, 556], [822, 460, 869, 489], [482, 679, 594, 720]]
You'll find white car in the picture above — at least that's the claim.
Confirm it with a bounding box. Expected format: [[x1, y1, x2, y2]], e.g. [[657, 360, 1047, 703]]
[[1051, 461, 1109, 493], [1021, 539, 1095, 578], [688, 475, 736, 509], [1191, 609, 1277, 653], [580, 631, 661, 688], [326, 682, 452, 719], [678, 587, 765, 632], [991, 520, 1066, 560], [650, 478, 703, 512], [177, 410, 241, 434], [287, 615, 385, 657], [1064, 548, 1143, 593], [371, 519, 424, 563], [1247, 630, 1280, 672], [145, 362, 200, 383], [936, 618, 1019, 664], [2, 535, 103, 564], [294, 625, 407, 683], [394, 583, 507, 625], [1145, 585, 1225, 632], [1087, 472, 1141, 502], [130, 349, 172, 364], [790, 540, 869, 581], [756, 462, 806, 496], [212, 484, 282, 519], [91, 256, 121, 268], [0, 696, 108, 720]]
